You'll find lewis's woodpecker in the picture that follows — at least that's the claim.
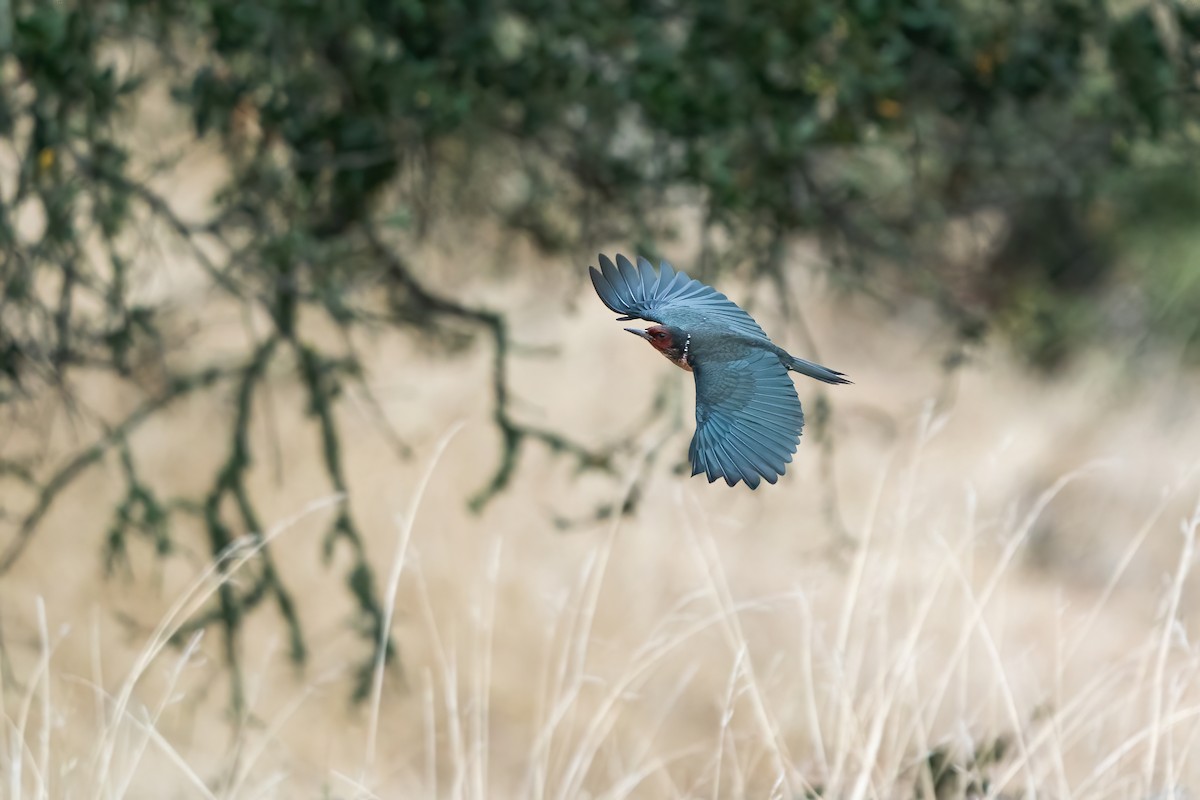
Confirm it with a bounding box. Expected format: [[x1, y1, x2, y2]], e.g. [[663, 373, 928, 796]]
[[590, 254, 850, 489]]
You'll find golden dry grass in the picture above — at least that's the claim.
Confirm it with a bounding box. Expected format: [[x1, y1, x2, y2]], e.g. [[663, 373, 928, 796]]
[[4, 147, 1200, 798]]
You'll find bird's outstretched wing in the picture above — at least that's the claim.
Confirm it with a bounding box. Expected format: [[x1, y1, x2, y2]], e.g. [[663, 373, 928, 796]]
[[689, 349, 804, 489], [589, 254, 768, 340]]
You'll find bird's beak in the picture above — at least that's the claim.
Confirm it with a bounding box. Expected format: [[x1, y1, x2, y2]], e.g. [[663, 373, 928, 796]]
[[624, 327, 650, 340]]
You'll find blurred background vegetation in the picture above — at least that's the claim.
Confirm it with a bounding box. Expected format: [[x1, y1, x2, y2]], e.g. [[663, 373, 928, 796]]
[[2, 0, 1199, 704]]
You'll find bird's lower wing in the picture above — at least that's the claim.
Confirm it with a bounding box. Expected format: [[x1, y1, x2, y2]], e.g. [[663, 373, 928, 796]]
[[690, 350, 804, 489]]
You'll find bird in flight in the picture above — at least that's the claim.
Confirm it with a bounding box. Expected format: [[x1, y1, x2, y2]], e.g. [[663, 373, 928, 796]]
[[590, 254, 850, 488]]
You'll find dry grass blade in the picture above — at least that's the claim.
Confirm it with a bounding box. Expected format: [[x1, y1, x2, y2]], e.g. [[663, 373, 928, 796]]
[[363, 420, 466, 779], [89, 493, 346, 798]]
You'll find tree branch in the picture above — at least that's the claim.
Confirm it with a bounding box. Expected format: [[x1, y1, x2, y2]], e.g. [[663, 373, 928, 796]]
[[363, 224, 615, 511], [0, 366, 235, 575]]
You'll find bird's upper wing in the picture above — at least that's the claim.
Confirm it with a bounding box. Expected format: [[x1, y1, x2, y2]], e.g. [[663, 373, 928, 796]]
[[589, 254, 768, 339], [689, 349, 805, 489]]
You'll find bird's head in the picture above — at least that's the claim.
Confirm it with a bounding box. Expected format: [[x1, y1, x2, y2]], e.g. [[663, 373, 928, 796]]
[[625, 325, 692, 371]]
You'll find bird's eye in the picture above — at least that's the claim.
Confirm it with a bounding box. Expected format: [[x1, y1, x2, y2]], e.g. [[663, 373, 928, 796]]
[[652, 331, 664, 339]]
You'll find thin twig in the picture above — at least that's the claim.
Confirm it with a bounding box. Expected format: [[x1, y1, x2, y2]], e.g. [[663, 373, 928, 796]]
[[363, 224, 614, 511], [0, 366, 234, 575]]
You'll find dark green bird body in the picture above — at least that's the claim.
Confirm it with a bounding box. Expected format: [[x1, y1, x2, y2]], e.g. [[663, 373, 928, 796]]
[[590, 254, 850, 489]]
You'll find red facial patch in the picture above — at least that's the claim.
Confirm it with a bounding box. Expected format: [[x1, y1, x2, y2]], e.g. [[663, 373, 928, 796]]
[[645, 325, 674, 352]]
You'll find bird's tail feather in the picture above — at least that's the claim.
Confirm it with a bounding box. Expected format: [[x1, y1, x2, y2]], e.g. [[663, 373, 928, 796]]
[[788, 356, 852, 385]]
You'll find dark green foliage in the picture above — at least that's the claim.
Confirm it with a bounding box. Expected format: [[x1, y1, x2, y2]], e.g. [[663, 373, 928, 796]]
[[1, 0, 1198, 705], [1109, 8, 1179, 135], [914, 735, 1009, 799]]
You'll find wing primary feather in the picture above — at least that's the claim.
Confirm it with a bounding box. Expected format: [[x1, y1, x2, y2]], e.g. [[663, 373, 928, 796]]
[[744, 400, 801, 424], [723, 425, 784, 479], [597, 257, 627, 306], [689, 429, 709, 478], [749, 389, 800, 405], [727, 425, 781, 482], [737, 422, 797, 464], [746, 403, 803, 426], [699, 421, 747, 487], [710, 436, 752, 487], [589, 266, 627, 316], [718, 430, 769, 488], [655, 260, 677, 295], [700, 429, 724, 484], [666, 273, 692, 297], [746, 417, 802, 448], [597, 254, 618, 282], [650, 264, 668, 299], [601, 255, 637, 308], [700, 433, 728, 484], [741, 407, 797, 431], [616, 254, 644, 304], [674, 282, 711, 301], [707, 411, 779, 475], [636, 257, 658, 299], [703, 432, 726, 484], [699, 429, 730, 484]]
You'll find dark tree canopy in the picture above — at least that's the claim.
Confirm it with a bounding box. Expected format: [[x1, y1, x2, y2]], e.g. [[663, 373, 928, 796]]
[[2, 0, 1198, 702]]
